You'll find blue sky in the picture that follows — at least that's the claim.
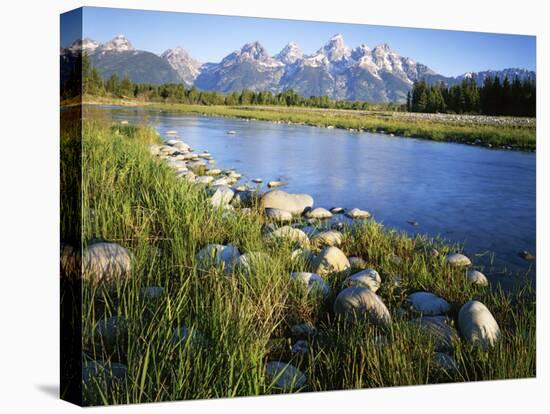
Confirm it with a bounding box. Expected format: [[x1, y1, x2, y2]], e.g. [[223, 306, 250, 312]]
[[61, 6, 536, 77]]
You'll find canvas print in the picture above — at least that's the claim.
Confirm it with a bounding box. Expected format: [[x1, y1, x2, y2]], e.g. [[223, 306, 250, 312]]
[[60, 6, 536, 407]]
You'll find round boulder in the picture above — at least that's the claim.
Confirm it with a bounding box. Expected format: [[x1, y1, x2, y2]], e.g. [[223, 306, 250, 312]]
[[406, 292, 451, 316], [458, 300, 501, 350], [264, 208, 293, 223], [333, 287, 391, 326], [266, 226, 310, 248], [311, 230, 343, 248], [467, 270, 489, 287], [208, 185, 235, 207], [290, 272, 330, 298], [196, 244, 240, 273], [343, 269, 381, 292], [345, 208, 370, 219], [312, 246, 351, 276], [305, 208, 333, 220], [260, 190, 314, 215], [82, 242, 132, 283], [446, 253, 472, 267]]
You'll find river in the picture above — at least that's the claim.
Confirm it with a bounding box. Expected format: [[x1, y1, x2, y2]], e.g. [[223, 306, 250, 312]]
[[96, 106, 536, 285]]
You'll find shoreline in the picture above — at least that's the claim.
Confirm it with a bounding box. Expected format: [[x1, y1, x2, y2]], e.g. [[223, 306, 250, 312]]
[[146, 121, 534, 283], [76, 96, 536, 152], [71, 116, 535, 403]]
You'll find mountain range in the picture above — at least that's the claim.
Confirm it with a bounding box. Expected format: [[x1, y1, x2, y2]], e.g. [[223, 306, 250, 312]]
[[61, 34, 536, 103]]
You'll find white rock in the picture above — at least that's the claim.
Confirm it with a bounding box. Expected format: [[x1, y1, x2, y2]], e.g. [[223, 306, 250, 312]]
[[311, 230, 343, 248], [208, 185, 235, 207], [268, 180, 287, 188], [260, 190, 314, 215], [305, 208, 333, 219], [446, 253, 472, 267], [333, 287, 391, 326], [212, 176, 232, 186], [467, 270, 489, 287], [407, 292, 451, 316], [196, 244, 240, 272], [195, 176, 214, 185], [266, 226, 310, 248], [458, 300, 501, 350], [206, 168, 222, 176], [312, 246, 350, 276], [345, 208, 370, 219], [265, 362, 307, 391], [330, 207, 344, 214], [343, 269, 381, 292], [82, 242, 132, 283], [264, 208, 293, 223], [290, 272, 330, 298]]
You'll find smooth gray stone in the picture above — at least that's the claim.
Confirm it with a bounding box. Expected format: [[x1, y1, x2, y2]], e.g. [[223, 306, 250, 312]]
[[196, 244, 240, 272], [311, 230, 343, 248], [290, 272, 330, 298], [312, 246, 350, 276], [260, 190, 314, 215], [343, 269, 381, 292], [458, 300, 501, 350], [264, 208, 293, 223], [467, 270, 489, 287], [305, 208, 333, 219], [407, 292, 451, 316], [333, 287, 391, 326], [345, 208, 371, 219], [82, 242, 132, 283], [445, 253, 472, 267], [266, 226, 310, 248]]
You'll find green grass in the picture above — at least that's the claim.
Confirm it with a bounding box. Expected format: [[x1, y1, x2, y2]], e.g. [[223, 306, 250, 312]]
[[80, 96, 536, 151], [65, 115, 535, 406]]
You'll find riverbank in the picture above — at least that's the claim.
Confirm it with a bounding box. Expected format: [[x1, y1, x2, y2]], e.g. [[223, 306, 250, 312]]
[[69, 113, 535, 405], [78, 95, 536, 151]]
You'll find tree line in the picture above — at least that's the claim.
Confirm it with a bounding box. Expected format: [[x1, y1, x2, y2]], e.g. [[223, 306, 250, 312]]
[[407, 76, 535, 117]]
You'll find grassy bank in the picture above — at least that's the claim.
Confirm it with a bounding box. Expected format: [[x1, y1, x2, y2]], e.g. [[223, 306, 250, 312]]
[[68, 115, 535, 406], [81, 96, 536, 151]]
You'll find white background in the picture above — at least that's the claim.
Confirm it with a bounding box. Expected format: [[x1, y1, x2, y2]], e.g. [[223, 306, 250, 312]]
[[0, 0, 547, 412]]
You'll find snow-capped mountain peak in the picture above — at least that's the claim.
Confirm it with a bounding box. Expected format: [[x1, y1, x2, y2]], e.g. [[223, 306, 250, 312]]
[[101, 35, 134, 52], [67, 37, 100, 54], [275, 42, 304, 64], [319, 33, 351, 62], [161, 46, 202, 85]]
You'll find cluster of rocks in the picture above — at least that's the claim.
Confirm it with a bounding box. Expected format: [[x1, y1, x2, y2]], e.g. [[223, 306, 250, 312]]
[[76, 131, 502, 393]]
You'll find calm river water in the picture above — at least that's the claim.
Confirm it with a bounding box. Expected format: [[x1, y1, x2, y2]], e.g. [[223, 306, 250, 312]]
[[98, 106, 536, 284]]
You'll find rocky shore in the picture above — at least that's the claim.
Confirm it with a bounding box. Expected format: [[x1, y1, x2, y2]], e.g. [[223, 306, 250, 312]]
[[76, 126, 508, 393]]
